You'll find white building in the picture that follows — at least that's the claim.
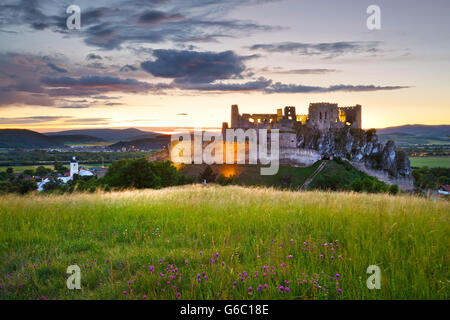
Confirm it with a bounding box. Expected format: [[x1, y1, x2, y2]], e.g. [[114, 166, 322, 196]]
[[37, 157, 94, 191]]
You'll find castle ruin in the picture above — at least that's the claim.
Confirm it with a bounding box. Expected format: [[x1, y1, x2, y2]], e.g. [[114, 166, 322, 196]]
[[222, 103, 362, 133]]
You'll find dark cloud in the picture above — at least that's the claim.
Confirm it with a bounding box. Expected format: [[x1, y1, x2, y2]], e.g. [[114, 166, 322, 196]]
[[248, 41, 381, 58], [0, 52, 171, 106], [46, 62, 68, 73], [86, 53, 103, 61], [120, 64, 139, 72], [141, 49, 253, 83], [138, 10, 184, 26]]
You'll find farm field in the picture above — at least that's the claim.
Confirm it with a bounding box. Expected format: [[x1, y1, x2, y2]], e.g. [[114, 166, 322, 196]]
[[0, 185, 448, 300], [410, 156, 450, 168]]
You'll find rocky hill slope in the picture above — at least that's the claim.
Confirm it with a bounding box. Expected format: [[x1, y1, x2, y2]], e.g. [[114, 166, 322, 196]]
[[296, 127, 412, 178]]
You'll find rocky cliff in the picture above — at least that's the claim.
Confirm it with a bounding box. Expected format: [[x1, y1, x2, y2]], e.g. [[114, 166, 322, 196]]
[[295, 126, 412, 178]]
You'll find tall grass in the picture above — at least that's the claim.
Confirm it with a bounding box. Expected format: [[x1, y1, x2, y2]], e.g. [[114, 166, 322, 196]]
[[0, 185, 448, 300]]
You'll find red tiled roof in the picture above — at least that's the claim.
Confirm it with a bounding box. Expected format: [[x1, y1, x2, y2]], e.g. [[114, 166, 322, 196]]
[[440, 185, 450, 192]]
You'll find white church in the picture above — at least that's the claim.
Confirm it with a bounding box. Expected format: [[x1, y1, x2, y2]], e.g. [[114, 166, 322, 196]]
[[37, 157, 94, 191]]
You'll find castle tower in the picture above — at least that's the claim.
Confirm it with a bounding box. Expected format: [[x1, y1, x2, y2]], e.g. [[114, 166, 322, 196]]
[[70, 156, 79, 178], [284, 106, 296, 120], [231, 104, 240, 128]]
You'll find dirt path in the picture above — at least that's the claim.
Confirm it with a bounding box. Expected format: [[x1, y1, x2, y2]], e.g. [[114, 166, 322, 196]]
[[300, 160, 328, 190]]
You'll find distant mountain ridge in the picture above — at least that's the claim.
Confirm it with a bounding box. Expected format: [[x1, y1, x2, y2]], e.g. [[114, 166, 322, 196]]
[[0, 129, 63, 148], [2, 125, 449, 149], [108, 136, 171, 150], [45, 128, 160, 142], [376, 124, 450, 146], [376, 125, 450, 138]]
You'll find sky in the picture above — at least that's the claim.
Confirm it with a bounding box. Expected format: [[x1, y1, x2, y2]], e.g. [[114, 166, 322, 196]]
[[0, 0, 449, 133]]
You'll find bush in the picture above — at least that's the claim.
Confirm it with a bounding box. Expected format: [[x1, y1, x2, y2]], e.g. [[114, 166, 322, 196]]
[[388, 184, 399, 195], [216, 175, 236, 186]]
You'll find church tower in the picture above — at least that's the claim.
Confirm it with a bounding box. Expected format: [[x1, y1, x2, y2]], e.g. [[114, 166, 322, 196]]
[[70, 156, 79, 178]]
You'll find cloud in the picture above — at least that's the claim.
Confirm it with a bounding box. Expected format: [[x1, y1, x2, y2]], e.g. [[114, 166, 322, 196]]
[[138, 10, 184, 26], [264, 83, 410, 94], [91, 95, 122, 100], [248, 41, 381, 58], [57, 105, 91, 109], [0, 52, 173, 107], [41, 75, 171, 97], [0, 116, 70, 124], [86, 53, 103, 61], [45, 62, 68, 73], [0, 0, 280, 50], [261, 68, 339, 74], [177, 77, 273, 92], [64, 117, 111, 123], [120, 64, 139, 72], [141, 49, 255, 83]]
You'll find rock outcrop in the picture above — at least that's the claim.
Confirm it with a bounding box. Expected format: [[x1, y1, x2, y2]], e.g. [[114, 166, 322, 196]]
[[295, 126, 412, 178]]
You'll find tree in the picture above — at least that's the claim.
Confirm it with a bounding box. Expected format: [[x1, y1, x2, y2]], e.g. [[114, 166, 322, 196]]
[[54, 162, 69, 174], [35, 166, 53, 177], [152, 161, 181, 187], [199, 165, 216, 183], [23, 169, 35, 176], [103, 158, 160, 189], [17, 180, 37, 194], [42, 176, 64, 192]]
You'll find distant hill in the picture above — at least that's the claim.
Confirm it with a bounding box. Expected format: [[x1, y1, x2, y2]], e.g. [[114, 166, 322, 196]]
[[108, 135, 171, 150], [376, 125, 450, 146], [47, 135, 105, 145], [0, 129, 107, 148], [45, 128, 160, 142], [0, 129, 63, 148]]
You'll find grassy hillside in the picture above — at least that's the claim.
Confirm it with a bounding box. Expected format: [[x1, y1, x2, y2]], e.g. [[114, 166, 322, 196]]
[[0, 186, 448, 300], [179, 163, 321, 188]]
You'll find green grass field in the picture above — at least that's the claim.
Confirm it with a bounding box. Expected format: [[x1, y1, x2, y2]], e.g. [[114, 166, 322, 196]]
[[410, 156, 450, 168], [0, 163, 111, 173], [0, 185, 448, 300]]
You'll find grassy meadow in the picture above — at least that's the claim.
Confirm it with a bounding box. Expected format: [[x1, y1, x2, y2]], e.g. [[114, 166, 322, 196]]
[[0, 185, 448, 300], [410, 156, 450, 168]]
